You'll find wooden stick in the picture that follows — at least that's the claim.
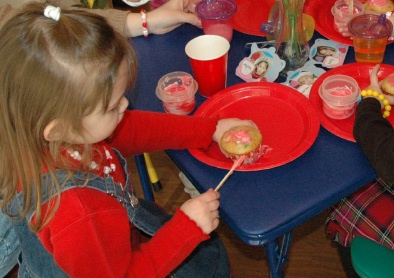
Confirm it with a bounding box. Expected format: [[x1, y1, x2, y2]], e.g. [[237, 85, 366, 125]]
[[214, 155, 246, 191], [348, 0, 354, 15]]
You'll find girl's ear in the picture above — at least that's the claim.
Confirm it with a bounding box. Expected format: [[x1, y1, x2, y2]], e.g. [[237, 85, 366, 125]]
[[43, 119, 61, 141]]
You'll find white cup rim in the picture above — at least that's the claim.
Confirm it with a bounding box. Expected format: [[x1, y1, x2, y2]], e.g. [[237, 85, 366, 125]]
[[185, 35, 230, 61]]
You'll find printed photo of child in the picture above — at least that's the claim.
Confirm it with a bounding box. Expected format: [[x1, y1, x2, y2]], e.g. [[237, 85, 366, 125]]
[[251, 59, 269, 81], [292, 71, 317, 98], [297, 72, 317, 87], [313, 46, 337, 62]]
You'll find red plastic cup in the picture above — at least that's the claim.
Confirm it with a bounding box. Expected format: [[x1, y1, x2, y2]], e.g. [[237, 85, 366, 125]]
[[185, 35, 230, 97]]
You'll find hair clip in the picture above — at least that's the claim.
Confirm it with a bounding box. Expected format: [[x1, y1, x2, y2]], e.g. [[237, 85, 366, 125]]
[[44, 5, 61, 21]]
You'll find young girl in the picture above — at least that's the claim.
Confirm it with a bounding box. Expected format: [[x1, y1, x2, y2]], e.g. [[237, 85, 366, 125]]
[[251, 59, 269, 81], [0, 3, 255, 277], [0, 0, 202, 276], [326, 64, 394, 273]]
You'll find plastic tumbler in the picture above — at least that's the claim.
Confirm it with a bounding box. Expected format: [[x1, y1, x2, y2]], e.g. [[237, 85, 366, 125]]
[[185, 35, 230, 97], [195, 0, 237, 42], [331, 0, 364, 35], [319, 74, 360, 119], [349, 14, 393, 63], [156, 71, 198, 115]]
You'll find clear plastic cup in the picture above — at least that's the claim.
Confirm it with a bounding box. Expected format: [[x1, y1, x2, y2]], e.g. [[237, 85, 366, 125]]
[[331, 0, 364, 35], [195, 0, 237, 42], [319, 74, 361, 119], [156, 72, 198, 115], [349, 14, 393, 63]]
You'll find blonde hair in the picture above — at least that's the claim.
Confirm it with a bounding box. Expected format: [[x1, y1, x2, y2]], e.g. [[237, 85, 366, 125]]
[[0, 1, 137, 231]]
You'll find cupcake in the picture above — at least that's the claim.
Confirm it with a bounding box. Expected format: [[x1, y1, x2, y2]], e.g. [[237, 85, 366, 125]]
[[220, 125, 263, 164], [364, 0, 394, 13], [382, 73, 394, 93]]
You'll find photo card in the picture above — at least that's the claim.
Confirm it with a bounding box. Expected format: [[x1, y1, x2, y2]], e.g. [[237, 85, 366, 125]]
[[236, 43, 285, 82], [282, 62, 326, 98], [309, 39, 348, 68]]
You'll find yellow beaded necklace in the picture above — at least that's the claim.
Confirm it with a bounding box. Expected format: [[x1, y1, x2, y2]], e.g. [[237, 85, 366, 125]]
[[361, 89, 392, 118]]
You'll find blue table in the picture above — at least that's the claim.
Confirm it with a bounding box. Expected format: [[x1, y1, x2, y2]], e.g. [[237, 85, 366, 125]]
[[127, 24, 390, 277]]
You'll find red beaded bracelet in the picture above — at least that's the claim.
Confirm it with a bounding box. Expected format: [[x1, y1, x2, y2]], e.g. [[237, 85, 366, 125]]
[[141, 9, 148, 38]]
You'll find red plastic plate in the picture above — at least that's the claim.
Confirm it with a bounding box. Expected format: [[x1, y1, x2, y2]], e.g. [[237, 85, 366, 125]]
[[304, 0, 392, 46], [189, 83, 320, 171], [309, 63, 394, 142], [230, 0, 276, 37]]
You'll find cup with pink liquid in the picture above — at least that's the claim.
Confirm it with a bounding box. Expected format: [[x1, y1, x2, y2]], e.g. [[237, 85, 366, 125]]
[[195, 0, 237, 42], [319, 74, 361, 119], [156, 72, 198, 115]]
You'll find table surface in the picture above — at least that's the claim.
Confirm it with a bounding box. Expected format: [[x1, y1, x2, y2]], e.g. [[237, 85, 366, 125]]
[[127, 22, 389, 245]]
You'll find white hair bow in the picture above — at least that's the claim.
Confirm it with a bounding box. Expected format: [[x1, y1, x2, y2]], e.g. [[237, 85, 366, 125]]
[[44, 5, 61, 21]]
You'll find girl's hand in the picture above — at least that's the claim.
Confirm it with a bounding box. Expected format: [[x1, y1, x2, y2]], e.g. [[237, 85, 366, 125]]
[[334, 21, 352, 37], [124, 0, 201, 37], [147, 0, 201, 34], [180, 189, 220, 234], [363, 64, 394, 105], [212, 118, 257, 143], [365, 64, 382, 93]]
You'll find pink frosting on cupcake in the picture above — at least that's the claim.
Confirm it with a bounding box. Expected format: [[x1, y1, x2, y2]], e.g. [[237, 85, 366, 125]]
[[385, 73, 394, 85], [368, 0, 389, 6]]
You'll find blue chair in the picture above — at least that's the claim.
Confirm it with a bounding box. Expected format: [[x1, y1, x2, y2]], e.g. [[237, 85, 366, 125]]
[[351, 236, 394, 278]]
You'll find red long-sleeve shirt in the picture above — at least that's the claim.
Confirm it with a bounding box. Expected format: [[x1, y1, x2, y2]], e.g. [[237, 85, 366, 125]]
[[36, 110, 218, 277]]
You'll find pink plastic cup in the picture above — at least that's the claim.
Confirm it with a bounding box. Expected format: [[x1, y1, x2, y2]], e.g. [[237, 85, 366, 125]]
[[319, 74, 360, 119], [195, 0, 237, 42], [156, 71, 198, 115], [185, 35, 230, 98]]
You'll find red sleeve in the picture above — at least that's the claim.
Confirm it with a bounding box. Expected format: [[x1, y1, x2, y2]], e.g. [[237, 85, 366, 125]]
[[108, 110, 218, 157], [37, 188, 208, 278]]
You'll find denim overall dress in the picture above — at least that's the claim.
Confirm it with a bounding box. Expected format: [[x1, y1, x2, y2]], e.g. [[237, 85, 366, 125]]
[[7, 149, 230, 277]]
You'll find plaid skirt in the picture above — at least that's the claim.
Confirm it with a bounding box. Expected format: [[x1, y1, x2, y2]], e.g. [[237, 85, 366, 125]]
[[325, 178, 394, 250]]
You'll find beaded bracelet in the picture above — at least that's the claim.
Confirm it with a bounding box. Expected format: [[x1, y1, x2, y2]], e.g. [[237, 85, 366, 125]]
[[361, 89, 392, 118], [141, 9, 148, 38]]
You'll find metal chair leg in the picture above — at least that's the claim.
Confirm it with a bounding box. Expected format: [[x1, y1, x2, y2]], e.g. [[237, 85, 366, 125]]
[[265, 231, 292, 278]]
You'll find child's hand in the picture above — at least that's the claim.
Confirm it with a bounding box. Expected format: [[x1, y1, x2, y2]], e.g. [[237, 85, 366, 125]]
[[363, 64, 394, 105], [365, 64, 382, 93], [180, 189, 220, 234], [212, 118, 257, 143], [334, 21, 352, 37], [147, 0, 201, 34]]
